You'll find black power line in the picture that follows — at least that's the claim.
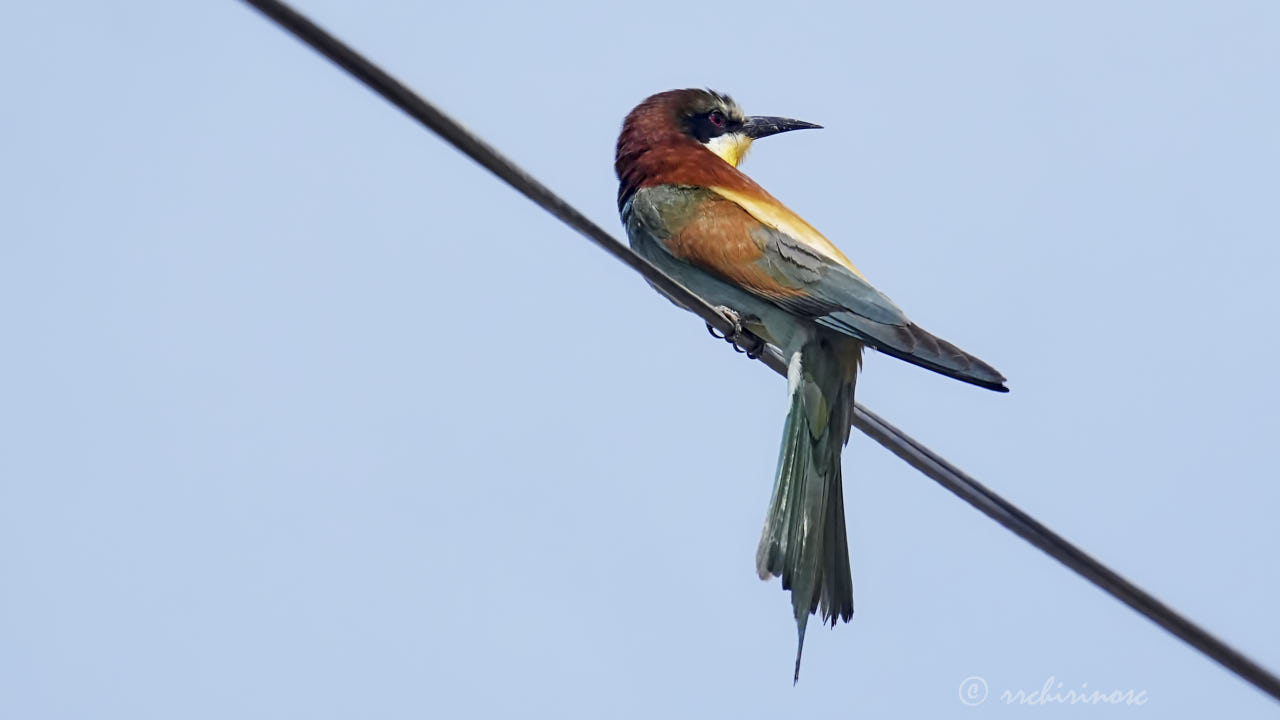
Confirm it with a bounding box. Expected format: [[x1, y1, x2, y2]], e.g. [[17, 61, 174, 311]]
[[238, 0, 1280, 703]]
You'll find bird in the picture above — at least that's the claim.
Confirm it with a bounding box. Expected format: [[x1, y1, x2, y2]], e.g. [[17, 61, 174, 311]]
[[614, 88, 1008, 682]]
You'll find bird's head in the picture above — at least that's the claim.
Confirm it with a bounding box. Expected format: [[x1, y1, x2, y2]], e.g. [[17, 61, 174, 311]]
[[620, 88, 820, 167], [681, 89, 822, 167], [615, 89, 819, 208]]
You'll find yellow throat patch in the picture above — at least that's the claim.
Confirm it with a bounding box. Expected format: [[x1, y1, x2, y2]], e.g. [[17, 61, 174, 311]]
[[705, 132, 754, 168]]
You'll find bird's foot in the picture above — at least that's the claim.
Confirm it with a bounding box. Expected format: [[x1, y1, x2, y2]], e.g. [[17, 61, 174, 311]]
[[706, 306, 766, 359]]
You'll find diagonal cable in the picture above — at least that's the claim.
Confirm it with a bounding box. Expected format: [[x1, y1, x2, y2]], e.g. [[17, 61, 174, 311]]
[[237, 0, 1280, 702]]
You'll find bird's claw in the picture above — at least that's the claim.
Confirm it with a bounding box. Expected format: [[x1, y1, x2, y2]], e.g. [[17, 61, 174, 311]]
[[705, 306, 766, 360]]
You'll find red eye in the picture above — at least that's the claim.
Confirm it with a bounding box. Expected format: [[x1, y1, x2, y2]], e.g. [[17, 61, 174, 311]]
[[708, 111, 726, 128]]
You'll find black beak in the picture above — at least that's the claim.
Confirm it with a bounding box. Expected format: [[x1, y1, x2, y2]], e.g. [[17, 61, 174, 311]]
[[742, 115, 823, 139]]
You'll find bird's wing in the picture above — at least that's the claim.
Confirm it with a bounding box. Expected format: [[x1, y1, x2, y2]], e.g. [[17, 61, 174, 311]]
[[647, 186, 1008, 392]]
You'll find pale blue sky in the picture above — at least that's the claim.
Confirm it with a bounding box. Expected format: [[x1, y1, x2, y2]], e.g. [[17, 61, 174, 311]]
[[2, 1, 1278, 717]]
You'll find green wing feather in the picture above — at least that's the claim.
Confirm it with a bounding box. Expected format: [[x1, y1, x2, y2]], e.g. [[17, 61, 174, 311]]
[[749, 224, 1008, 392]]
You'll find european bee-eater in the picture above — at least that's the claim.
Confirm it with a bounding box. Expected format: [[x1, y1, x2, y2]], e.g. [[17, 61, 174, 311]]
[[615, 88, 1007, 681]]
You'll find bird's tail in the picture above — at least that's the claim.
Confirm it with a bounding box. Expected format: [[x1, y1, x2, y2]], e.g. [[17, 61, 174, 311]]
[[756, 336, 858, 683]]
